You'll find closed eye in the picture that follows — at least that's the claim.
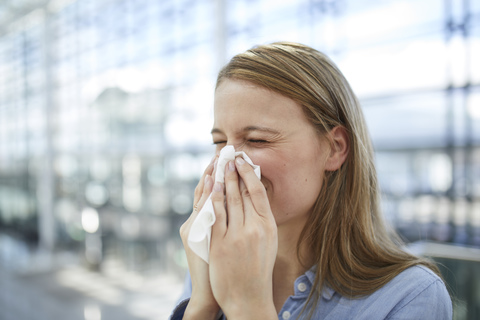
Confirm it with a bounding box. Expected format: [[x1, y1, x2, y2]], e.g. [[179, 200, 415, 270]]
[[212, 139, 269, 148], [248, 139, 268, 144]]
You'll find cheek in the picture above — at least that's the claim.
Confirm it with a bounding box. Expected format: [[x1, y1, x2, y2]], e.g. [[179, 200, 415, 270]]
[[243, 149, 285, 193], [249, 149, 324, 220], [248, 150, 297, 200], [243, 149, 272, 170]]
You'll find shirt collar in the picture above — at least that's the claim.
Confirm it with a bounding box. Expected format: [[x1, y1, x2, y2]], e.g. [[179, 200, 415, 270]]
[[304, 265, 336, 301]]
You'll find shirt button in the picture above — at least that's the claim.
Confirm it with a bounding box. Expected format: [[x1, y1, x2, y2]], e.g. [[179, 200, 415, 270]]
[[282, 311, 291, 319], [297, 282, 307, 292]]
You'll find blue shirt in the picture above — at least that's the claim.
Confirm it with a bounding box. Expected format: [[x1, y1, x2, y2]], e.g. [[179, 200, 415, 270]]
[[170, 265, 452, 319]]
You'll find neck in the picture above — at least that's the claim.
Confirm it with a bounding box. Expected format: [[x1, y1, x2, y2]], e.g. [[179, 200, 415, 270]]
[[275, 215, 314, 275], [272, 216, 314, 312]]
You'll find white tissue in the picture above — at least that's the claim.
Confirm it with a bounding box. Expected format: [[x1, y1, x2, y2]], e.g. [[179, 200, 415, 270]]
[[188, 145, 261, 263]]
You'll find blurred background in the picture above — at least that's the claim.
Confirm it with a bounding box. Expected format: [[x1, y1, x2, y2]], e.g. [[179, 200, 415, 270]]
[[0, 0, 479, 319]]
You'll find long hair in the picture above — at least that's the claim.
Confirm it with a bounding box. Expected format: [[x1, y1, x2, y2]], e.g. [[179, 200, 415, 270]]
[[215, 42, 440, 309]]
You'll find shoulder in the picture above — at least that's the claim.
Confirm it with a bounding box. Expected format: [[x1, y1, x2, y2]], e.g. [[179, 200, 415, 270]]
[[325, 265, 452, 320], [373, 265, 452, 319], [387, 264, 443, 293]]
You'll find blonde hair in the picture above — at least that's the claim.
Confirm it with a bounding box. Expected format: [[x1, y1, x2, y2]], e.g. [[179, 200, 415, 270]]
[[216, 42, 440, 306]]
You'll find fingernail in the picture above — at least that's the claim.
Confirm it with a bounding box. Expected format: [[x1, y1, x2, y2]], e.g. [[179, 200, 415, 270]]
[[228, 161, 236, 172], [213, 182, 223, 192], [236, 157, 245, 165]]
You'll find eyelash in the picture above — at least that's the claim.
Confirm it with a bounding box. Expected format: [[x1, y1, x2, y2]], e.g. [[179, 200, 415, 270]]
[[212, 139, 268, 145], [248, 139, 268, 144]]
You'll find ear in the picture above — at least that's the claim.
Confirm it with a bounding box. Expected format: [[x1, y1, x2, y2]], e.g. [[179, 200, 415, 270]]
[[324, 126, 349, 171]]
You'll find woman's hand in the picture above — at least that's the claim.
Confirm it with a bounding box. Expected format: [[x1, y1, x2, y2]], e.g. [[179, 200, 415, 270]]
[[209, 157, 278, 320], [179, 156, 220, 320]]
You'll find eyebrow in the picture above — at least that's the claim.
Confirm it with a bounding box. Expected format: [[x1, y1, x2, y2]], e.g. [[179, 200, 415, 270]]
[[211, 126, 281, 135]]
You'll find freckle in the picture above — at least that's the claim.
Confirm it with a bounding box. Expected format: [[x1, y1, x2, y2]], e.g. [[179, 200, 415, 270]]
[[305, 178, 308, 182]]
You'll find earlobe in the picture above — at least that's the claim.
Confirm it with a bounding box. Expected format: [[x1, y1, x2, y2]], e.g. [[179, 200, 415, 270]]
[[325, 126, 349, 171]]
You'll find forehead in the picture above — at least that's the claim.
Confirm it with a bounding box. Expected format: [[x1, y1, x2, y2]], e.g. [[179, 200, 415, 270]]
[[213, 80, 310, 131]]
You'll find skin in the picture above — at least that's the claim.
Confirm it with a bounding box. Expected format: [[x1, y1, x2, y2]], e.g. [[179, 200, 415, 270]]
[[180, 79, 348, 319]]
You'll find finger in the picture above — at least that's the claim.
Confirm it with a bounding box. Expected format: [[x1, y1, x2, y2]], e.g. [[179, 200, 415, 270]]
[[224, 160, 244, 230], [193, 155, 217, 205], [235, 157, 271, 218], [212, 156, 219, 180], [211, 182, 227, 240], [180, 173, 213, 242], [238, 177, 257, 222], [199, 174, 214, 208], [190, 174, 213, 222]]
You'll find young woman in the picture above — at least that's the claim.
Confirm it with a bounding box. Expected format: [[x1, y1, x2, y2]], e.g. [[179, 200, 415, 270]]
[[171, 42, 452, 320]]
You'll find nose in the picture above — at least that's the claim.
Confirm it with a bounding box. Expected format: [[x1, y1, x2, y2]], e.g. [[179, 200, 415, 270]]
[[233, 143, 243, 152], [222, 140, 245, 152], [229, 142, 246, 152]]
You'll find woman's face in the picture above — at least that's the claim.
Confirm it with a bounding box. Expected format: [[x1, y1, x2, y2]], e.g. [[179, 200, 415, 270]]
[[212, 79, 330, 228]]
